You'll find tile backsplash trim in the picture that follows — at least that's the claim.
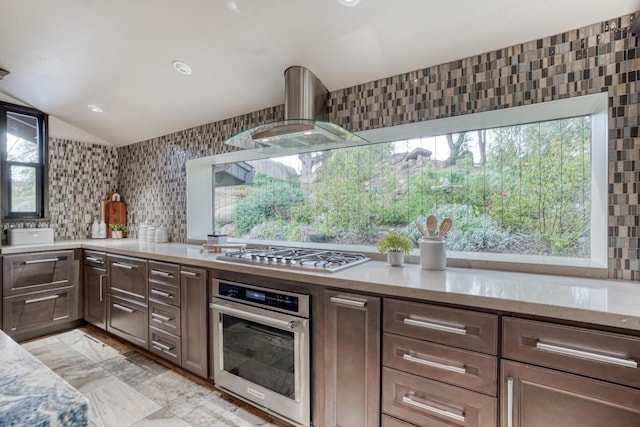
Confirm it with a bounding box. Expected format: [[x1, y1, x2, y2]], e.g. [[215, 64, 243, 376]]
[[37, 12, 640, 280]]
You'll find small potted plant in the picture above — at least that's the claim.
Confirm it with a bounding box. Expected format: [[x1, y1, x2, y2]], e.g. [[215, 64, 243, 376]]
[[109, 224, 127, 239], [377, 230, 413, 266]]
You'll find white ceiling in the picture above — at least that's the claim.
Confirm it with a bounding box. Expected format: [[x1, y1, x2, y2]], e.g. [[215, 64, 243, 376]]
[[1, 1, 639, 147]]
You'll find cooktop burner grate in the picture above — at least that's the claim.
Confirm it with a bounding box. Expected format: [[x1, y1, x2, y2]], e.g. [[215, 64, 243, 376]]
[[217, 247, 370, 272]]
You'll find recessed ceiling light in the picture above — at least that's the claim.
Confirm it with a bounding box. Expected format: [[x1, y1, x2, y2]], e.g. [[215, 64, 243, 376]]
[[226, 1, 240, 12], [339, 0, 360, 7], [88, 104, 103, 113], [172, 60, 192, 75]]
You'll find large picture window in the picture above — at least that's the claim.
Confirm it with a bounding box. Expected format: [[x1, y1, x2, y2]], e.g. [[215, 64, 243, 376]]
[[0, 102, 48, 219], [208, 94, 607, 267]]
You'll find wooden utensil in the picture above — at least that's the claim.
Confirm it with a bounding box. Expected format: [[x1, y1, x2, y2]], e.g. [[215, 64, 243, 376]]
[[414, 221, 427, 237], [426, 215, 437, 236], [438, 217, 453, 237]]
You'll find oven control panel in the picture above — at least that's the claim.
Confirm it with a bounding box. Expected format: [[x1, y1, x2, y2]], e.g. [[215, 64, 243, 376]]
[[216, 280, 308, 317]]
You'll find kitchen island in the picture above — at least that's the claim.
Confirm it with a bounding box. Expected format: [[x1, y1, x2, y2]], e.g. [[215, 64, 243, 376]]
[[0, 329, 88, 426]]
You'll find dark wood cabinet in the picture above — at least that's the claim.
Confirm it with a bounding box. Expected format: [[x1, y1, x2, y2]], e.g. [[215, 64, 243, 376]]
[[107, 294, 149, 347], [502, 361, 640, 427], [2, 250, 79, 340], [83, 251, 107, 329], [382, 298, 498, 427], [324, 289, 380, 427], [3, 287, 75, 336], [180, 266, 208, 378], [3, 250, 74, 296], [106, 254, 148, 347]]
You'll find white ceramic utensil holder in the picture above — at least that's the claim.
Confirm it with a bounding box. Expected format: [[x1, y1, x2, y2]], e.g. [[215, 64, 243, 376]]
[[420, 237, 446, 270]]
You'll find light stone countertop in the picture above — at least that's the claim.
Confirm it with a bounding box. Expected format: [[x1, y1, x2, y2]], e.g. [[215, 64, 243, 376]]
[[0, 329, 89, 426], [3, 239, 640, 332]]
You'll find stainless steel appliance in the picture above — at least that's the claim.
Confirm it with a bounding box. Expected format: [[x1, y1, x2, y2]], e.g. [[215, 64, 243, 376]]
[[217, 247, 370, 272], [210, 279, 310, 426]]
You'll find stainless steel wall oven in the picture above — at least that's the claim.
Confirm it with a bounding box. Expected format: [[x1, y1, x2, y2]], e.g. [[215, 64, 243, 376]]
[[210, 279, 310, 426]]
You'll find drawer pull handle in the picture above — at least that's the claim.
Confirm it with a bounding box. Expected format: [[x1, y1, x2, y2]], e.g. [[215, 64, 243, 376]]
[[180, 270, 198, 277], [112, 262, 134, 269], [536, 342, 638, 368], [151, 312, 173, 323], [403, 317, 467, 335], [25, 294, 59, 304], [24, 257, 60, 265], [113, 303, 134, 313], [402, 395, 465, 422], [402, 353, 467, 374], [330, 296, 367, 308], [151, 269, 173, 278], [507, 377, 514, 427], [86, 256, 104, 264], [151, 340, 173, 351], [151, 289, 173, 298], [99, 275, 106, 302]]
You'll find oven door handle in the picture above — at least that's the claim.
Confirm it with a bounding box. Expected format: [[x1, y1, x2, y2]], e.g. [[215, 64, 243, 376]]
[[210, 301, 299, 330]]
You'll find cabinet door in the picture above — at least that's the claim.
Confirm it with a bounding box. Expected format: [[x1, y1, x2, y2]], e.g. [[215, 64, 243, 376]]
[[84, 265, 107, 330], [3, 287, 75, 338], [180, 266, 208, 378], [324, 290, 380, 427], [107, 295, 148, 348], [502, 361, 640, 427]]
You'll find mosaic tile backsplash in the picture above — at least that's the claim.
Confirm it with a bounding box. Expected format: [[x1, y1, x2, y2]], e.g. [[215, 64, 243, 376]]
[[2, 138, 118, 243], [14, 12, 640, 280]]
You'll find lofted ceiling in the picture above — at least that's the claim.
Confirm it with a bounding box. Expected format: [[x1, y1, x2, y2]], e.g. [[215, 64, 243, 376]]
[[1, 0, 639, 146]]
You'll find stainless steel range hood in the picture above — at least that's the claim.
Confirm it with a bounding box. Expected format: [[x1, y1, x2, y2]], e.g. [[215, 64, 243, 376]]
[[224, 66, 367, 152]]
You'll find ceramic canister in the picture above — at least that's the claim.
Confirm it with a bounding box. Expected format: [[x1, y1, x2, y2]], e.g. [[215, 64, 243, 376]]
[[420, 237, 446, 270]]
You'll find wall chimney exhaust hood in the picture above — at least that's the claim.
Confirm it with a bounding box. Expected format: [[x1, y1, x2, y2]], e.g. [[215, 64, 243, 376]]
[[224, 66, 367, 154]]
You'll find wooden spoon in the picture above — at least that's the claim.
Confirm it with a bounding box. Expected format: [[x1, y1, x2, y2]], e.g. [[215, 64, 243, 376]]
[[426, 215, 437, 236], [438, 217, 453, 237], [414, 221, 427, 237]]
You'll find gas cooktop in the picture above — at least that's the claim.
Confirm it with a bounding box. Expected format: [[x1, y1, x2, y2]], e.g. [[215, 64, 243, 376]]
[[217, 247, 370, 272]]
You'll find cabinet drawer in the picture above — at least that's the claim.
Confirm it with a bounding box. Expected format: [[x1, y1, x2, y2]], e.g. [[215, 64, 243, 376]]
[[503, 317, 640, 389], [107, 295, 148, 348], [149, 281, 181, 306], [107, 255, 148, 301], [384, 299, 498, 354], [383, 367, 496, 427], [148, 261, 180, 287], [502, 361, 640, 427], [3, 287, 75, 337], [383, 333, 497, 396], [3, 250, 74, 296], [83, 250, 106, 268], [149, 327, 182, 365], [149, 301, 181, 336]]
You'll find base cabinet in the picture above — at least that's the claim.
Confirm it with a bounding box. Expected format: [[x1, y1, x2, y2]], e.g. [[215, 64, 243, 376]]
[[180, 266, 208, 378], [107, 294, 148, 347], [324, 289, 380, 427], [3, 287, 75, 336], [2, 250, 78, 340], [84, 251, 107, 329], [106, 254, 148, 347], [502, 361, 640, 427]]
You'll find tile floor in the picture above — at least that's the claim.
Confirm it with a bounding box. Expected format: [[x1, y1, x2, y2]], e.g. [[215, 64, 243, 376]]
[[21, 326, 291, 427]]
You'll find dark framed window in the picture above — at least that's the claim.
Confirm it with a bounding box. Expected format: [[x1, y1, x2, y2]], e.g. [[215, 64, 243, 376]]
[[0, 102, 48, 219]]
